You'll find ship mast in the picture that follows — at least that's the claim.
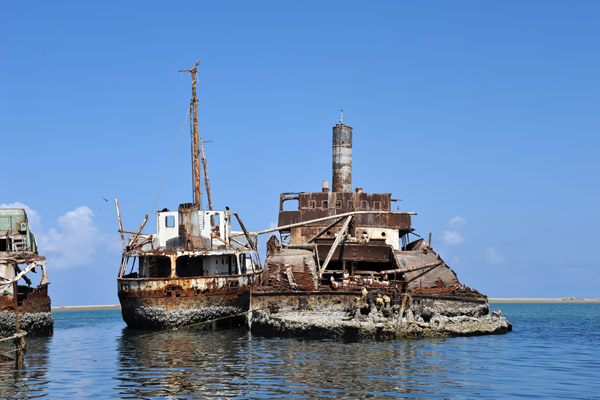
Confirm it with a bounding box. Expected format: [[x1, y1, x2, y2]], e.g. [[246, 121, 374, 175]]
[[179, 60, 202, 207], [200, 138, 213, 211]]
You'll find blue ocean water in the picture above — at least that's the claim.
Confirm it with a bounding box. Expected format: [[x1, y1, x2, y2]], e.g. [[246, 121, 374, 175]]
[[0, 303, 599, 399]]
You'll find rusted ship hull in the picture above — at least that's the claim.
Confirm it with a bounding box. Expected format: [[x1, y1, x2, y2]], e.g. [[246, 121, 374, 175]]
[[0, 284, 53, 338], [246, 119, 512, 340], [118, 273, 261, 329], [1, 206, 53, 338], [116, 63, 264, 331], [250, 246, 511, 340]]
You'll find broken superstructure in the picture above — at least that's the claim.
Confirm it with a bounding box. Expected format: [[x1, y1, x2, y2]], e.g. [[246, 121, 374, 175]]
[[249, 118, 511, 339], [116, 61, 262, 329], [1, 208, 53, 338]]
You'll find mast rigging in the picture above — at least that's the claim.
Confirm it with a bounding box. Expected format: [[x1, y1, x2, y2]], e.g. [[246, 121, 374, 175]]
[[179, 60, 202, 207]]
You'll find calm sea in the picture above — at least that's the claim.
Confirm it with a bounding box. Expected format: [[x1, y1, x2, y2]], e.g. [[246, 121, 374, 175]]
[[1, 303, 598, 399]]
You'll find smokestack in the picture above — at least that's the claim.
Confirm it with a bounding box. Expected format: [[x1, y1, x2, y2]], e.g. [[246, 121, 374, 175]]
[[332, 123, 352, 192], [322, 180, 330, 193]]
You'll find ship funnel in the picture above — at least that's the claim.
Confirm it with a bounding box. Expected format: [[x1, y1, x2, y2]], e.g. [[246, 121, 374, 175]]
[[332, 123, 352, 192]]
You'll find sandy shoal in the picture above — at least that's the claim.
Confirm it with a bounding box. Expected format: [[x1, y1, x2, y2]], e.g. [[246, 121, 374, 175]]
[[51, 305, 121, 311], [489, 298, 600, 303]]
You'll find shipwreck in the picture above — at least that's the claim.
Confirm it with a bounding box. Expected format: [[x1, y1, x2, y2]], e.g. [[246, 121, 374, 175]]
[[1, 208, 53, 339], [248, 117, 512, 339], [116, 61, 262, 330]]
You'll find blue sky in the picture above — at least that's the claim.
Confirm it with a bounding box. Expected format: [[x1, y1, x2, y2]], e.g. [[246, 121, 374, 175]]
[[2, 1, 598, 305]]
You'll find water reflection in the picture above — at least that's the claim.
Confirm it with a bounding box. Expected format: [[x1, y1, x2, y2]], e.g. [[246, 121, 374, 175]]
[[2, 305, 598, 398], [0, 313, 516, 399], [114, 326, 491, 399], [0, 320, 525, 399], [117, 327, 237, 398], [0, 336, 50, 399]]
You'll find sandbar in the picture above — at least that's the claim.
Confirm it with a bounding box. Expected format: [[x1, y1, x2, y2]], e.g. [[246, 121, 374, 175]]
[[489, 298, 600, 303], [52, 305, 121, 311]]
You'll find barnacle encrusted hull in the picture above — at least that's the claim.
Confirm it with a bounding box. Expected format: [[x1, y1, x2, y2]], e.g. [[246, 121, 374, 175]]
[[250, 309, 511, 340], [0, 312, 53, 338], [0, 282, 52, 337], [249, 291, 511, 340], [119, 282, 249, 329]]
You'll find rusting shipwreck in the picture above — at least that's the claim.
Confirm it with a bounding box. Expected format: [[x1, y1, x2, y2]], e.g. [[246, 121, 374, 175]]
[[116, 62, 262, 329], [249, 119, 511, 339], [1, 208, 52, 338]]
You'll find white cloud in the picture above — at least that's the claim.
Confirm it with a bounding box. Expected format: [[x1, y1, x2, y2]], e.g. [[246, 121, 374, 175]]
[[0, 202, 42, 232], [485, 246, 505, 264], [39, 206, 123, 270], [442, 230, 464, 245], [448, 216, 467, 228]]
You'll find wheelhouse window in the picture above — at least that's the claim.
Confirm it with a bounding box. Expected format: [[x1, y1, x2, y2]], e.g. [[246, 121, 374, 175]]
[[141, 256, 171, 278], [282, 197, 299, 211], [176, 256, 204, 277], [165, 215, 175, 228]]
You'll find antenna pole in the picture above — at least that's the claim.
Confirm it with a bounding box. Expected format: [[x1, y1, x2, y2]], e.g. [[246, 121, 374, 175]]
[[180, 60, 202, 207], [200, 138, 213, 211]]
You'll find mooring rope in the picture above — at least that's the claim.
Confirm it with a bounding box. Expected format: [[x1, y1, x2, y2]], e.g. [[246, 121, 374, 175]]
[[0, 331, 27, 343]]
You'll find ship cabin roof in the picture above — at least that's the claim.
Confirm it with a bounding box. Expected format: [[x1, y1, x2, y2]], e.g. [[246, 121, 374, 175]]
[[128, 204, 257, 255], [0, 208, 38, 254], [278, 191, 412, 236]]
